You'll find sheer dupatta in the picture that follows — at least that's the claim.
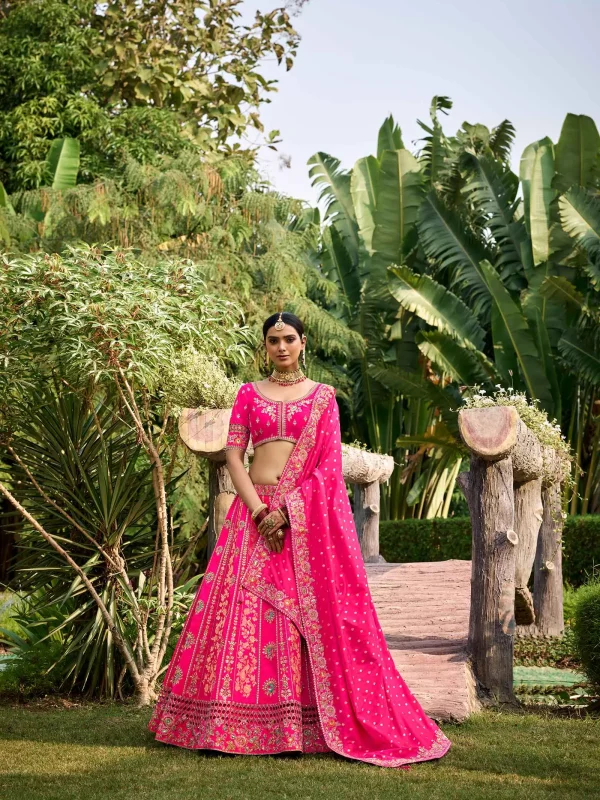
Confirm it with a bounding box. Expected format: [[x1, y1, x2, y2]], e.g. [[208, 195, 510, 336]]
[[240, 384, 451, 768]]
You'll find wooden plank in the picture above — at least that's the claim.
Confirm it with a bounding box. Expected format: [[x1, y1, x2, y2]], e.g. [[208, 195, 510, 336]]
[[366, 560, 478, 722]]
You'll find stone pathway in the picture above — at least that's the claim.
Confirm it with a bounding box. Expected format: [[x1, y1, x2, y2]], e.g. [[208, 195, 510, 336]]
[[366, 559, 477, 722]]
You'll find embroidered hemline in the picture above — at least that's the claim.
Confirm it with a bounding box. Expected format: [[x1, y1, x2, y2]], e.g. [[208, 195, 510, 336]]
[[149, 692, 331, 755]]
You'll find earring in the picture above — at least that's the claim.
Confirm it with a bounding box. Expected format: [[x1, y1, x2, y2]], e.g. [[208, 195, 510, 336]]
[[301, 347, 306, 368], [264, 348, 269, 372]]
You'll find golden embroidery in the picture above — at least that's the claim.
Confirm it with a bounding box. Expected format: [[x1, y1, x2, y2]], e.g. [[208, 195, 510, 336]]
[[254, 397, 277, 422], [234, 591, 260, 698], [172, 666, 183, 685], [262, 678, 277, 696], [149, 695, 330, 755], [204, 572, 215, 583], [264, 608, 275, 623], [289, 624, 302, 698], [182, 632, 195, 650], [277, 616, 293, 702], [262, 641, 276, 659]]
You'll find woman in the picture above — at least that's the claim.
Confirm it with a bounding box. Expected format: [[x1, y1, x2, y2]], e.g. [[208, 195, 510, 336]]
[[149, 311, 451, 768]]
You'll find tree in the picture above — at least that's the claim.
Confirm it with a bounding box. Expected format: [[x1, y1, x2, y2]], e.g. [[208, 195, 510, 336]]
[[0, 245, 252, 703], [0, 0, 299, 192]]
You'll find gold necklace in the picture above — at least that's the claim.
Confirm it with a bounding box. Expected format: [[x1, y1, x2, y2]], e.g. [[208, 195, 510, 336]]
[[269, 367, 306, 385]]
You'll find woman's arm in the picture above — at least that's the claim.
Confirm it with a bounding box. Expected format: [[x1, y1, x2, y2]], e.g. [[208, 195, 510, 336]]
[[225, 449, 263, 515]]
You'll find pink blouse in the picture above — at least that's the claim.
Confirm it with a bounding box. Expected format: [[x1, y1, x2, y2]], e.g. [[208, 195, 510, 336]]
[[225, 381, 323, 452]]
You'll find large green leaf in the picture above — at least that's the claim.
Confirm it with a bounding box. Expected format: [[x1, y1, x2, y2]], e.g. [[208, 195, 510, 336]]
[[308, 152, 359, 259], [417, 330, 494, 385], [368, 363, 460, 435], [377, 115, 404, 159], [322, 224, 361, 311], [463, 154, 533, 276], [558, 329, 600, 386], [0, 181, 11, 246], [520, 137, 556, 265], [480, 259, 554, 411], [559, 187, 600, 287], [388, 264, 486, 350], [351, 155, 379, 256], [554, 113, 600, 192], [46, 137, 80, 190], [491, 303, 521, 387], [417, 96, 453, 186], [528, 306, 562, 421], [372, 149, 423, 268], [417, 191, 491, 317]]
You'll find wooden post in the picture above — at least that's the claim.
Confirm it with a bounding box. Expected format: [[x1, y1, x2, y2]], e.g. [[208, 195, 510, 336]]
[[459, 456, 518, 704], [513, 477, 543, 626], [207, 461, 236, 560], [353, 480, 382, 563], [458, 406, 522, 705], [533, 479, 565, 636]]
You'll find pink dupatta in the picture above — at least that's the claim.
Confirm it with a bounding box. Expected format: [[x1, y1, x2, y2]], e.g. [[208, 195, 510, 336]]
[[240, 384, 451, 768]]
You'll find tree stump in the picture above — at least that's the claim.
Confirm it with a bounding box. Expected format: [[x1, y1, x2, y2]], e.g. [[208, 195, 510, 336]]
[[458, 406, 523, 705], [458, 457, 518, 705], [353, 481, 383, 563]]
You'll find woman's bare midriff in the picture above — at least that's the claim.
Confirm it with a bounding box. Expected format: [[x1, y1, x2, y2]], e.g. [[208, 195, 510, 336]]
[[248, 440, 295, 485]]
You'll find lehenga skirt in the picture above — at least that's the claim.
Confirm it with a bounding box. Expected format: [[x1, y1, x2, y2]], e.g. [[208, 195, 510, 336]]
[[148, 483, 331, 755]]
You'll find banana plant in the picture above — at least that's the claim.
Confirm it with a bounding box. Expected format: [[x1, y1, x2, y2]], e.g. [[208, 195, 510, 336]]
[[1, 137, 80, 231], [312, 101, 600, 517], [309, 109, 463, 519]]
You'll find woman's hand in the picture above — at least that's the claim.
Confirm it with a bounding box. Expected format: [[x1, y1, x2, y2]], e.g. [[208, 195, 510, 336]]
[[257, 508, 288, 554]]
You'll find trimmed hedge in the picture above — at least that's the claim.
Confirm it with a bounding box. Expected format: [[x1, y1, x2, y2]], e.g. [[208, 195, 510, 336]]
[[572, 579, 600, 687], [379, 515, 600, 588]]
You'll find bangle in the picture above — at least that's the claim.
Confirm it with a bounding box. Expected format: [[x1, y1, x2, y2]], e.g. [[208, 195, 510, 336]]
[[278, 505, 289, 525], [251, 502, 268, 520], [254, 509, 269, 525]]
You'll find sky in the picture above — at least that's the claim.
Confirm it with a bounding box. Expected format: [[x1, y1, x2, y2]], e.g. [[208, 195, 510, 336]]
[[250, 0, 600, 205]]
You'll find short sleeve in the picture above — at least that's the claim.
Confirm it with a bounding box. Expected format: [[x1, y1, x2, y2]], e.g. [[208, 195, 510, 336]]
[[224, 384, 251, 452]]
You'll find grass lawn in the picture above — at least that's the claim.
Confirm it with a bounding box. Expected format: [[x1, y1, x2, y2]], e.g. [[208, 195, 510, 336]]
[[0, 703, 598, 800]]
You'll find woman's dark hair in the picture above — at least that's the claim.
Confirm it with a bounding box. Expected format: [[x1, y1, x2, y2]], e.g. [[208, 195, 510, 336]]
[[262, 312, 304, 340]]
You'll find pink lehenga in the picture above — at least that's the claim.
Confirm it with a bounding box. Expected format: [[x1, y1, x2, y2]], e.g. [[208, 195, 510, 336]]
[[148, 382, 451, 768]]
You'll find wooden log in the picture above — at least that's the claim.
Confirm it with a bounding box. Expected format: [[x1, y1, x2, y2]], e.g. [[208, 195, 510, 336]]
[[207, 461, 236, 559], [533, 479, 565, 636], [458, 406, 519, 460], [513, 477, 543, 626], [179, 408, 234, 460], [353, 481, 383, 563], [511, 422, 543, 483], [458, 457, 518, 706]]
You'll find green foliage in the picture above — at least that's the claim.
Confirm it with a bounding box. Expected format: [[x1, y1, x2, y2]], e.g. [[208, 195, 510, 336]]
[[513, 628, 579, 670], [379, 515, 600, 588], [314, 99, 600, 516], [0, 245, 251, 404], [0, 0, 300, 192], [572, 576, 600, 687]]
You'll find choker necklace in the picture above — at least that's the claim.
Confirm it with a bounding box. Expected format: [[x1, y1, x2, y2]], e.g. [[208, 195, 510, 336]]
[[269, 367, 306, 385]]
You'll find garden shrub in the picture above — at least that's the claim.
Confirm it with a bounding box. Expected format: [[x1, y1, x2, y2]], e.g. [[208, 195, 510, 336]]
[[379, 515, 600, 588], [0, 639, 66, 698], [572, 577, 600, 688]]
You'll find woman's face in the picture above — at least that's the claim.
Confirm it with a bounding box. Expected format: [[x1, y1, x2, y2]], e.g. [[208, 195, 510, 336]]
[[265, 323, 305, 369]]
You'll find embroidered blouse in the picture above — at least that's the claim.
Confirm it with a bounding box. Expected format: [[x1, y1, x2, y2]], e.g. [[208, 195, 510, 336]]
[[224, 381, 322, 452]]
